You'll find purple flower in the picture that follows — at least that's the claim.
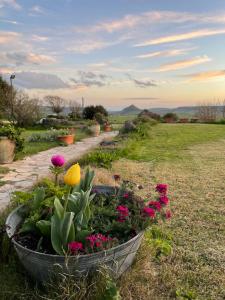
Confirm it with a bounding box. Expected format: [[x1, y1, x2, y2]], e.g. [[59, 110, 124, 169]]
[[51, 155, 65, 167]]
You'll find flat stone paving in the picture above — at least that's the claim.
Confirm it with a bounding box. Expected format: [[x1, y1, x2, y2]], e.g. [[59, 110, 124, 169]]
[[0, 131, 118, 210]]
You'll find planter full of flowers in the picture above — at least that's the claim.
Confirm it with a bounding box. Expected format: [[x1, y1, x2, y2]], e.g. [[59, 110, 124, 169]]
[[6, 155, 171, 282]]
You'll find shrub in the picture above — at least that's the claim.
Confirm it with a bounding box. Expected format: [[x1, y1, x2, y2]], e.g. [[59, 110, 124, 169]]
[[0, 124, 24, 152], [79, 150, 120, 168], [162, 112, 178, 122], [28, 129, 71, 142], [83, 105, 108, 120], [94, 112, 108, 125], [138, 109, 161, 121]]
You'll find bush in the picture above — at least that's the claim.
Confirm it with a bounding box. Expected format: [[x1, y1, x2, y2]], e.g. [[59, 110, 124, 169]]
[[83, 105, 108, 120], [162, 112, 178, 122], [0, 124, 24, 152], [94, 112, 108, 125], [138, 109, 161, 121], [79, 150, 120, 169], [28, 129, 70, 142]]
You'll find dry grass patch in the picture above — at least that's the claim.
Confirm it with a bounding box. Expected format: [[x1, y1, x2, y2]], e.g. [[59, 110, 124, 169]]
[[119, 139, 225, 299]]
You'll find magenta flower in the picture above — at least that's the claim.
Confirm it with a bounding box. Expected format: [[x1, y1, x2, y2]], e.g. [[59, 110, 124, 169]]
[[148, 201, 162, 211], [123, 193, 129, 199], [143, 207, 155, 218], [156, 184, 168, 195], [165, 210, 172, 219], [86, 234, 111, 249], [116, 205, 129, 216], [51, 154, 65, 167], [159, 195, 169, 206], [68, 241, 83, 253]]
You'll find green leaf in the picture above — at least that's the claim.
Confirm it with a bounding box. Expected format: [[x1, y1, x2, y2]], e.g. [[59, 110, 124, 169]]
[[33, 187, 45, 210], [61, 212, 75, 249], [54, 197, 64, 219], [36, 220, 51, 237], [51, 214, 64, 255], [76, 230, 92, 243], [19, 222, 38, 234]]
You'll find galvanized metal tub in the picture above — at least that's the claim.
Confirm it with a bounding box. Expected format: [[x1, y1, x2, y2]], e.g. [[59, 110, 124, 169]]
[[6, 186, 144, 282]]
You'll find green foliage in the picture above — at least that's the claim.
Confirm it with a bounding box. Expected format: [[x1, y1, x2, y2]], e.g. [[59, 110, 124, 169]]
[[73, 167, 95, 193], [79, 150, 121, 168], [0, 124, 24, 152], [163, 112, 178, 122], [176, 288, 198, 300], [51, 199, 75, 255], [145, 226, 173, 259], [94, 112, 108, 125], [83, 105, 108, 120], [28, 128, 70, 142]]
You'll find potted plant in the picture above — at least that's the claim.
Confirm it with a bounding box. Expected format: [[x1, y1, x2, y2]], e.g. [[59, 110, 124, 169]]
[[87, 120, 100, 137], [0, 124, 24, 163], [57, 128, 75, 145], [6, 155, 171, 282]]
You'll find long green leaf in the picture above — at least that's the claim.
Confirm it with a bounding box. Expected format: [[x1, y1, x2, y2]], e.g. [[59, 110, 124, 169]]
[[36, 220, 51, 237], [54, 197, 64, 219], [51, 214, 64, 255], [61, 212, 75, 249]]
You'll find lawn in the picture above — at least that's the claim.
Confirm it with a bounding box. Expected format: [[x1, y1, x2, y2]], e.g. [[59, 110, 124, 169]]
[[0, 123, 225, 299]]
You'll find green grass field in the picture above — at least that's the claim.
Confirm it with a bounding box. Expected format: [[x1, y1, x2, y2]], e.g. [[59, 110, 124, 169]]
[[1, 123, 225, 299], [123, 123, 225, 161]]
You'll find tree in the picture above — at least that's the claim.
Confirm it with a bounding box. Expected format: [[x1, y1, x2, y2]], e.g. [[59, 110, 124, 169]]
[[69, 100, 81, 119], [197, 102, 218, 122], [0, 76, 16, 120], [45, 95, 65, 115], [13, 91, 41, 127], [82, 105, 108, 120]]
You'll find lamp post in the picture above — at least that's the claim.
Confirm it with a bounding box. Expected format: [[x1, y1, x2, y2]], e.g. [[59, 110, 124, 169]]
[[9, 74, 15, 121]]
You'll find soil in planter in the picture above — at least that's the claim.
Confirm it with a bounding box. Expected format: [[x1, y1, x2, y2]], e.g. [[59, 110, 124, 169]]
[[15, 233, 55, 254]]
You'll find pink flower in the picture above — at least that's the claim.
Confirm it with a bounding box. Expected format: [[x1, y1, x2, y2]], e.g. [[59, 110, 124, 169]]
[[165, 210, 172, 219], [86, 234, 111, 249], [51, 154, 65, 167], [159, 195, 169, 206], [148, 201, 162, 211], [68, 241, 83, 253], [123, 193, 129, 199], [156, 184, 167, 195], [116, 205, 129, 216], [143, 207, 155, 218]]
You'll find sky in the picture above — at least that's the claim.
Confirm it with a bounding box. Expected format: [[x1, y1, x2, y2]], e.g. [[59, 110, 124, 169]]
[[0, 0, 225, 110]]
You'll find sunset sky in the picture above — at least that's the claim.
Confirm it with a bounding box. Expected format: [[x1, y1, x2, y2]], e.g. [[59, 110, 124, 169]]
[[1, 0, 225, 110]]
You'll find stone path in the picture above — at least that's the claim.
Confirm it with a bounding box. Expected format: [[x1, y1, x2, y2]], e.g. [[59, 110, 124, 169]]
[[0, 131, 118, 210]]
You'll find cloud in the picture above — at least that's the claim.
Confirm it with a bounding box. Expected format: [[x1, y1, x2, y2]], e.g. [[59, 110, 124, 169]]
[[74, 11, 225, 34], [0, 65, 13, 74], [135, 28, 225, 46], [67, 35, 129, 53], [31, 35, 49, 42], [133, 78, 157, 87], [136, 48, 194, 59], [1, 19, 18, 24], [157, 55, 211, 72], [70, 71, 109, 88], [0, 0, 21, 10], [30, 5, 45, 14], [0, 31, 20, 44], [4, 52, 56, 65], [13, 72, 69, 89], [181, 70, 225, 81]]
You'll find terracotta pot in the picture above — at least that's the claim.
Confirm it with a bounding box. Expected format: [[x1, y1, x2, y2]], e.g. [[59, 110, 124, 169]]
[[57, 134, 74, 145], [0, 137, 15, 164], [104, 124, 111, 132], [89, 124, 100, 136]]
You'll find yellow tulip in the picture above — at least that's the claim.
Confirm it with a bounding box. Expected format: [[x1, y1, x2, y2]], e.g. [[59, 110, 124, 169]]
[[64, 163, 80, 186]]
